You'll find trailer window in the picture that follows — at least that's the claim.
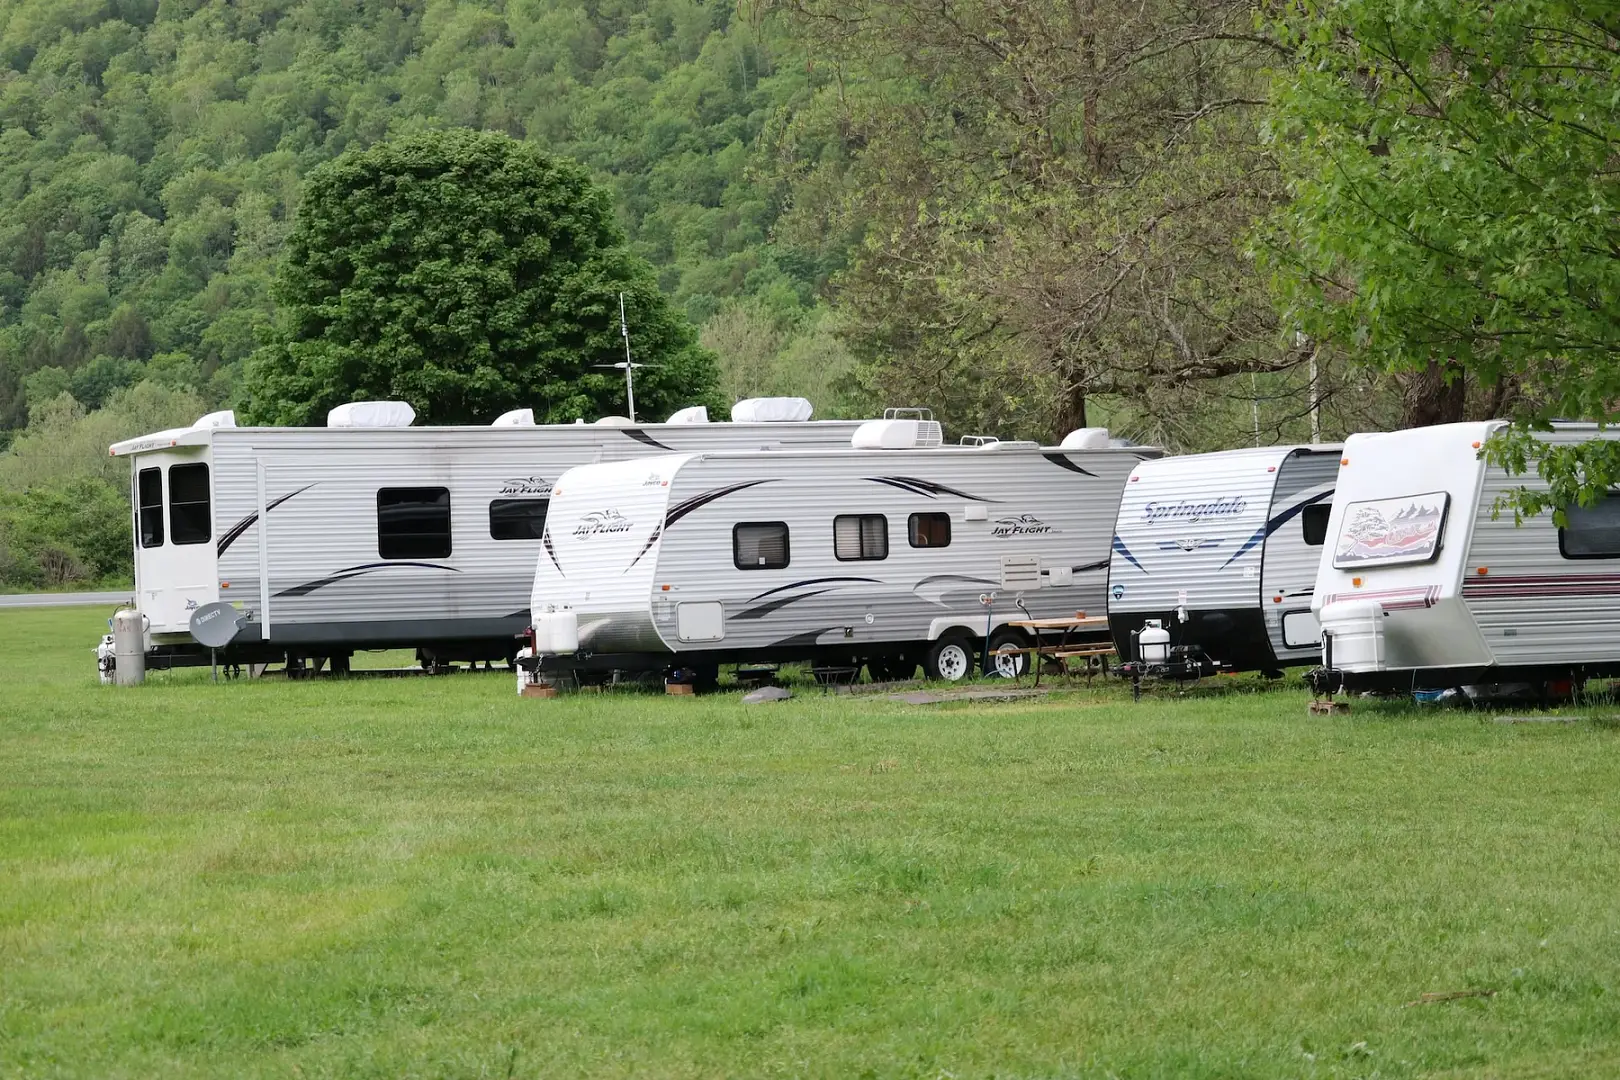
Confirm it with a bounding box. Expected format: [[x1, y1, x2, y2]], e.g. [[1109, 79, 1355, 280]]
[[734, 522, 789, 570], [378, 487, 452, 559], [1559, 493, 1620, 559], [835, 514, 888, 561], [1301, 503, 1330, 547], [168, 463, 211, 545], [137, 467, 163, 548], [489, 498, 549, 541], [909, 512, 951, 548]]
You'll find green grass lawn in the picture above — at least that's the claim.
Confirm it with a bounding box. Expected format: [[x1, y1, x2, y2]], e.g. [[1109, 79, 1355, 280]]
[[3, 609, 1618, 1078]]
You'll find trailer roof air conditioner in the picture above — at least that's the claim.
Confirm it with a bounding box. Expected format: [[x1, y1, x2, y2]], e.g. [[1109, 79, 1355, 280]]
[[666, 405, 710, 424], [852, 418, 946, 449], [492, 408, 535, 426], [1059, 427, 1111, 449], [731, 397, 814, 423], [192, 410, 236, 429], [327, 401, 417, 428]]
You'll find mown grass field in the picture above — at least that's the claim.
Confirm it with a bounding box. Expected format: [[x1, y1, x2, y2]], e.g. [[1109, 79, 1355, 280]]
[[3, 608, 1619, 1078]]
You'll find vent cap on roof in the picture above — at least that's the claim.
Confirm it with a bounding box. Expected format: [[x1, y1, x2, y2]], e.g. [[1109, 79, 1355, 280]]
[[594, 415, 634, 427], [665, 405, 709, 424], [852, 418, 945, 449], [193, 410, 235, 429], [327, 401, 416, 428], [731, 397, 813, 423], [492, 408, 534, 426], [1059, 427, 1111, 449]]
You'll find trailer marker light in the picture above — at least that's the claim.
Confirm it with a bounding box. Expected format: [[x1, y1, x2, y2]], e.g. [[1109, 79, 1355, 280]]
[[1471, 441, 1481, 449], [1130, 476, 1139, 482], [1267, 466, 1276, 472], [220, 581, 230, 589], [1476, 567, 1488, 576], [1352, 577, 1363, 587], [661, 584, 670, 591], [1273, 595, 1282, 603], [1340, 458, 1349, 466]]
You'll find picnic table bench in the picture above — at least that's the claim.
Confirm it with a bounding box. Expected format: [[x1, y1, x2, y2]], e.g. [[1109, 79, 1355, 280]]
[[1005, 615, 1116, 686]]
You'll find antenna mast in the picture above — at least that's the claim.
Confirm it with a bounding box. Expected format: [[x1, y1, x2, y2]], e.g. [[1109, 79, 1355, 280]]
[[619, 292, 636, 422]]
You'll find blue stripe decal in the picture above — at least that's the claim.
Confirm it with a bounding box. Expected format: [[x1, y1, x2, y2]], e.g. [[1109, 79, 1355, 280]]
[[1219, 489, 1333, 569], [1112, 535, 1145, 574]]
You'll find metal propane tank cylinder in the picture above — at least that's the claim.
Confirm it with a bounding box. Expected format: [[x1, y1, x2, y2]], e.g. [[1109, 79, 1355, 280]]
[[111, 608, 147, 686]]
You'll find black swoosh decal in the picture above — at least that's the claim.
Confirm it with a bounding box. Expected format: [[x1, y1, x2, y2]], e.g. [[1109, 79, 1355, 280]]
[[627, 479, 780, 571], [217, 484, 316, 556], [915, 574, 997, 590], [1068, 557, 1110, 573], [865, 476, 997, 502], [543, 529, 564, 577], [747, 576, 881, 602], [623, 429, 674, 451], [734, 588, 840, 620], [864, 477, 939, 498], [767, 627, 841, 649], [1042, 453, 1096, 477], [274, 561, 460, 598]]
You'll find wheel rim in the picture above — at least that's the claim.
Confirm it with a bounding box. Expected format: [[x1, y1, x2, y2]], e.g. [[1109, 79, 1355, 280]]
[[936, 643, 970, 681], [992, 644, 1024, 679]]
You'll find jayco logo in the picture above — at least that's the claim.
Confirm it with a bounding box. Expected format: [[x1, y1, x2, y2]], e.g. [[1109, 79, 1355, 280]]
[[500, 476, 552, 497], [1142, 497, 1246, 524], [572, 509, 634, 538], [991, 514, 1056, 537]]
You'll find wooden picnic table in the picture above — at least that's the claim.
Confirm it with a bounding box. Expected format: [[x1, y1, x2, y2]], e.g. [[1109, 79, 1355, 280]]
[[1005, 614, 1114, 686]]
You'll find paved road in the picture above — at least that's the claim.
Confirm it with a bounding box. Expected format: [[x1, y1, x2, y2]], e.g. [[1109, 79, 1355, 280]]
[[0, 591, 132, 610]]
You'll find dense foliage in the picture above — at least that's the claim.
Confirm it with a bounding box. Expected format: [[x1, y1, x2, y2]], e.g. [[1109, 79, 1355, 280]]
[[247, 129, 719, 424], [0, 0, 840, 436], [1272, 1, 1620, 510]]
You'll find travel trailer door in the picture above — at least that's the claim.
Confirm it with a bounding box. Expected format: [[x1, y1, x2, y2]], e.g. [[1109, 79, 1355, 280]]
[[131, 448, 219, 635]]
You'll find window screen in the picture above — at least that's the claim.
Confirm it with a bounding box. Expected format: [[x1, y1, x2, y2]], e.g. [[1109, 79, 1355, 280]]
[[1301, 502, 1330, 547], [909, 512, 951, 548], [1560, 493, 1620, 559], [137, 467, 163, 548], [834, 514, 888, 561], [168, 463, 211, 545], [378, 487, 452, 559], [734, 522, 789, 570], [489, 498, 549, 541]]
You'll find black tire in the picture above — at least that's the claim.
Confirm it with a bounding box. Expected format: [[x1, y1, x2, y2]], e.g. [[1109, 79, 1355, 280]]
[[866, 655, 918, 682], [924, 634, 976, 682], [986, 628, 1031, 679]]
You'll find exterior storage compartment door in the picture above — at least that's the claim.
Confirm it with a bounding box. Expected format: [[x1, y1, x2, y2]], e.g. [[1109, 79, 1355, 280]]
[[1281, 609, 1321, 650], [677, 602, 725, 642]]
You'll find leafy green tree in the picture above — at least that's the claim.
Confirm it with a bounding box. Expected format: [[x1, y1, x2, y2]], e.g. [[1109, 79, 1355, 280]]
[[245, 129, 720, 425], [1270, 1, 1620, 509]]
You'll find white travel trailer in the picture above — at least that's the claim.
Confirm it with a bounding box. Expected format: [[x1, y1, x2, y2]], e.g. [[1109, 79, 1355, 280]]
[[1313, 421, 1620, 694], [528, 425, 1155, 683], [1107, 445, 1340, 675], [109, 401, 872, 672]]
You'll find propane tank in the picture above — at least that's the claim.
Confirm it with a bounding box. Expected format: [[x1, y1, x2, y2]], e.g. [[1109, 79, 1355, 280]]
[[515, 646, 534, 695], [1138, 619, 1171, 665], [111, 608, 147, 686], [95, 633, 116, 685], [532, 607, 579, 655]]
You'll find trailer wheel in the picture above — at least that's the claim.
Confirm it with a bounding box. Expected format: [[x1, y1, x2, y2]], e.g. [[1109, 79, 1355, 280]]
[[986, 629, 1031, 679], [925, 634, 976, 682]]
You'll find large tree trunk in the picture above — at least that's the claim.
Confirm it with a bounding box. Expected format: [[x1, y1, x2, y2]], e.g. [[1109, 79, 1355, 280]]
[[1055, 379, 1088, 436], [1401, 361, 1466, 427]]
